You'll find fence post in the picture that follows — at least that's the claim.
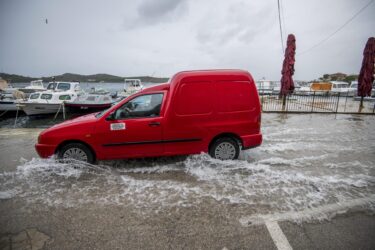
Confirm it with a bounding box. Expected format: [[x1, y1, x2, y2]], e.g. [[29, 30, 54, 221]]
[[282, 95, 286, 111], [335, 92, 340, 113], [344, 90, 348, 113], [311, 91, 316, 113]]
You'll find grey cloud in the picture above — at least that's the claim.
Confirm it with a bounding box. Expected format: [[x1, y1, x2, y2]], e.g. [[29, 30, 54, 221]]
[[124, 0, 188, 29], [196, 2, 274, 46], [1, 0, 374, 80]]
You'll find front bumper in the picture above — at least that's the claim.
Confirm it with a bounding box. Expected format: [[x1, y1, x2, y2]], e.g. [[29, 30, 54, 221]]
[[35, 143, 56, 158], [241, 133, 262, 150]]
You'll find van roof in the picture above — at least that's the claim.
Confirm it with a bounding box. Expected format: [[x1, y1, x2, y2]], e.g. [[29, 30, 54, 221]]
[[174, 69, 250, 77], [140, 69, 253, 94], [170, 69, 252, 83]]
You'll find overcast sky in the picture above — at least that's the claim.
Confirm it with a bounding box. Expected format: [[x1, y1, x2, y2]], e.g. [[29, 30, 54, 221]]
[[0, 0, 374, 80]]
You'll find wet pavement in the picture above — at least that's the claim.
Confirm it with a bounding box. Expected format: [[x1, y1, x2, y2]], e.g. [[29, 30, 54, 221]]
[[0, 113, 374, 249]]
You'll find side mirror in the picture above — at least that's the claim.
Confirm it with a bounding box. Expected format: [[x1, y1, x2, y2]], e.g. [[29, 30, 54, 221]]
[[105, 112, 115, 121]]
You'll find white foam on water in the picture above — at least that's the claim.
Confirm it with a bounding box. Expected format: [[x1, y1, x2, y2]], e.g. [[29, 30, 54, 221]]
[[0, 189, 19, 199], [1, 152, 374, 218]]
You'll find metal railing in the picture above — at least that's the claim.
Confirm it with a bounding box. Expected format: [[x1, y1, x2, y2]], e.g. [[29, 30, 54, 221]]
[[259, 89, 375, 114]]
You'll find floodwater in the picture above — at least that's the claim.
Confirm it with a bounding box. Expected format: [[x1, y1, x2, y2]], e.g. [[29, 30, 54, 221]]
[[0, 114, 374, 223]]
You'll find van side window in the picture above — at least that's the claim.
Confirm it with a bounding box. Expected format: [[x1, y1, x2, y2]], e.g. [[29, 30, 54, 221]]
[[115, 93, 163, 119]]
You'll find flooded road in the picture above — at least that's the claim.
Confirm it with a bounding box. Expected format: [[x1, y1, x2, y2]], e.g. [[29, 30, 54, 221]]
[[0, 113, 374, 249]]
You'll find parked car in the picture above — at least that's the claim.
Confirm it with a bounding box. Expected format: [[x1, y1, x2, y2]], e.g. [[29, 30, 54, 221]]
[[35, 70, 262, 163]]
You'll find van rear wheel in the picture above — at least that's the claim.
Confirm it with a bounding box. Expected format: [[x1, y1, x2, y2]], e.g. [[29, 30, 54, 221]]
[[209, 137, 239, 160], [58, 143, 94, 164]]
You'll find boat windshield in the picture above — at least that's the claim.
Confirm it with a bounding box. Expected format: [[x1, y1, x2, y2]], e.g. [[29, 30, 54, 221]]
[[31, 81, 43, 87], [29, 93, 40, 99], [47, 83, 56, 90], [57, 83, 71, 91]]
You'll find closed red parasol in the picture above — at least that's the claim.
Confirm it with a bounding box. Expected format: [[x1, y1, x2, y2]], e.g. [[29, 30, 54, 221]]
[[280, 34, 296, 109], [358, 37, 375, 97], [358, 37, 375, 112]]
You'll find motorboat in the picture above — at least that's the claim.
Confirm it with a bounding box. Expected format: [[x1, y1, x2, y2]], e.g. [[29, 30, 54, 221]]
[[118, 79, 144, 98], [0, 94, 16, 112], [349, 81, 375, 97], [256, 79, 279, 94], [347, 81, 358, 97], [65, 87, 118, 113], [330, 81, 350, 95], [18, 80, 46, 94], [0, 90, 27, 113], [296, 82, 332, 95], [17, 82, 82, 116]]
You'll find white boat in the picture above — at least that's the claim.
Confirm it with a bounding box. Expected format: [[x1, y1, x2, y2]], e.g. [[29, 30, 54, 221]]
[[349, 81, 375, 97], [0, 94, 19, 112], [65, 88, 118, 113], [296, 82, 332, 95], [0, 90, 27, 112], [17, 82, 82, 116], [330, 81, 350, 95], [347, 81, 358, 97], [18, 80, 46, 94], [256, 79, 279, 94], [118, 79, 144, 98]]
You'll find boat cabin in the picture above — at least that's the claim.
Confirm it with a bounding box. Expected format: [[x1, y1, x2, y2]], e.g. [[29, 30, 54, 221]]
[[28, 92, 75, 103], [330, 81, 350, 94], [124, 79, 141, 87], [46, 82, 81, 92], [29, 80, 44, 88]]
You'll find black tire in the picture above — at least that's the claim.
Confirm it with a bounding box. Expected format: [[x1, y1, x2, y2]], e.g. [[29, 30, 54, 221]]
[[58, 143, 95, 164], [209, 137, 240, 160]]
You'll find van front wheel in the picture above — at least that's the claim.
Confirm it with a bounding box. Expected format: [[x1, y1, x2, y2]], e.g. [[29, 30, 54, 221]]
[[58, 143, 94, 164], [209, 137, 239, 160]]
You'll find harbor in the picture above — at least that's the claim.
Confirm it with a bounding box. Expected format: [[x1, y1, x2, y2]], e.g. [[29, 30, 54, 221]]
[[1, 79, 374, 125], [1, 0, 375, 248]]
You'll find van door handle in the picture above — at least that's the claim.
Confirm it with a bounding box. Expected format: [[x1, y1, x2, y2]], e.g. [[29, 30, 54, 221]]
[[148, 122, 160, 127]]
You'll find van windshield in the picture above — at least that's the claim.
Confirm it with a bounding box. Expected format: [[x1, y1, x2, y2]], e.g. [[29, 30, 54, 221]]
[[95, 108, 110, 118]]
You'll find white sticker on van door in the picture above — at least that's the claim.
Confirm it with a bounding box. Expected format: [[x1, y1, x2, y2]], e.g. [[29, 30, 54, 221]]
[[110, 123, 126, 131]]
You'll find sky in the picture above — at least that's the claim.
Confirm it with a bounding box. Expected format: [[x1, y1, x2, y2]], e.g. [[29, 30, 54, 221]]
[[0, 0, 374, 80]]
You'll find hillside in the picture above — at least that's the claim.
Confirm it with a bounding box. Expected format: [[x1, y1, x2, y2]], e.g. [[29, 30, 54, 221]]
[[320, 73, 358, 83], [0, 72, 169, 83]]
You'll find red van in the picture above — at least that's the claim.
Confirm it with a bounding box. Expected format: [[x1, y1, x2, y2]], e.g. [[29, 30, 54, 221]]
[[35, 70, 262, 163]]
